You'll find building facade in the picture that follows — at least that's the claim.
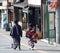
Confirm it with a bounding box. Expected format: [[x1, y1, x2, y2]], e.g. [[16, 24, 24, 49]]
[[0, 0, 8, 28]]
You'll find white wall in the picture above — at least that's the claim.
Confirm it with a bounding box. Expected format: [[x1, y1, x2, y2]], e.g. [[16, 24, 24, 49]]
[[28, 0, 41, 5], [0, 0, 7, 9], [9, 0, 13, 2]]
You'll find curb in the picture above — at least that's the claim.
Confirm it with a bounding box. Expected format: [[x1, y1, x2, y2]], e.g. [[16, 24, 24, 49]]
[[40, 39, 60, 46]]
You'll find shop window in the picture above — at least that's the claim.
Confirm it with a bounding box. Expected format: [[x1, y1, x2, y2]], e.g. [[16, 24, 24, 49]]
[[22, 13, 27, 29], [0, 3, 2, 6], [29, 9, 35, 26], [19, 10, 23, 21], [10, 12, 14, 21], [8, 2, 11, 7], [42, 0, 46, 4], [35, 8, 41, 24], [22, 13, 27, 23], [20, 0, 24, 2]]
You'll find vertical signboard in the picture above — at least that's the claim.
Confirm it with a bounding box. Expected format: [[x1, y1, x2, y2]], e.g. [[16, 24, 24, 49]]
[[49, 12, 56, 43], [3, 13, 7, 28], [49, 13, 54, 29]]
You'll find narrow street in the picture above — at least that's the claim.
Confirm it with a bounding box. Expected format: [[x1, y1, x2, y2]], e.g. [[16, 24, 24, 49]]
[[0, 28, 60, 53], [0, 0, 60, 53]]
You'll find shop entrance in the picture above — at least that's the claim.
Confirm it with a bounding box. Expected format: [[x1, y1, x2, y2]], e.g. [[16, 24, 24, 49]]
[[28, 7, 43, 39], [48, 12, 56, 43], [28, 7, 41, 31]]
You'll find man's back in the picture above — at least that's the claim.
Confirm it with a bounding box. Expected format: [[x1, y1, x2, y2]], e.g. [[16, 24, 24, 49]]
[[12, 24, 22, 38]]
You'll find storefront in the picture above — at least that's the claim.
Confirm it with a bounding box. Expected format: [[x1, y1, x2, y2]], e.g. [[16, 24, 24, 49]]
[[14, 0, 42, 31], [28, 0, 41, 31], [14, 0, 28, 29], [28, 6, 41, 31]]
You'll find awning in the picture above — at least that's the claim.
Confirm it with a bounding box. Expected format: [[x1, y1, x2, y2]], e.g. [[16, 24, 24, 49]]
[[8, 6, 14, 9], [14, 0, 28, 9], [28, 4, 41, 8], [23, 7, 29, 13]]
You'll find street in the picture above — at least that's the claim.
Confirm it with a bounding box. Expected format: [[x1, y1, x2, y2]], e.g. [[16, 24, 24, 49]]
[[0, 28, 60, 53]]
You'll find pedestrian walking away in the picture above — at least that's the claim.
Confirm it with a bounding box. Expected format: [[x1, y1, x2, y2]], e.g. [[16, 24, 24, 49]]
[[26, 26, 38, 49], [10, 20, 22, 50]]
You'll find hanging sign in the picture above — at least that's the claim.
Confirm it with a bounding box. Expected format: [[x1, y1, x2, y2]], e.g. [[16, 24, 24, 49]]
[[49, 2, 59, 9]]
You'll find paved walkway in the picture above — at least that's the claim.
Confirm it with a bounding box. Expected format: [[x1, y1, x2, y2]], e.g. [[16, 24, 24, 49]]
[[0, 28, 60, 53]]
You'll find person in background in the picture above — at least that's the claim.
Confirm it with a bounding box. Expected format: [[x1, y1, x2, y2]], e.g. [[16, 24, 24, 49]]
[[10, 20, 22, 50], [27, 26, 36, 49]]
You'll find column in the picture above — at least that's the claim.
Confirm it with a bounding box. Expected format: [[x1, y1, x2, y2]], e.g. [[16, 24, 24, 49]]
[[56, 0, 60, 44]]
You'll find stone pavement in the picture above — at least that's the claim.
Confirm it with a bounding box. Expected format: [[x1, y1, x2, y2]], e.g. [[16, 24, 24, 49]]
[[0, 28, 60, 53]]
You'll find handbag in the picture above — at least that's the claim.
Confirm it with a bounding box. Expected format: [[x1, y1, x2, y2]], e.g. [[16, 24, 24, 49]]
[[28, 29, 35, 36]]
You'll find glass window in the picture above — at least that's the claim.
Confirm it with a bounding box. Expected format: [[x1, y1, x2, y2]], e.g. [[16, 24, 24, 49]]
[[19, 9, 23, 21], [22, 13, 27, 23], [0, 3, 2, 6]]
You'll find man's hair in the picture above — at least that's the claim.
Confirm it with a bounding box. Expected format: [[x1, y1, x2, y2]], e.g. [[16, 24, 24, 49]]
[[14, 20, 18, 24]]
